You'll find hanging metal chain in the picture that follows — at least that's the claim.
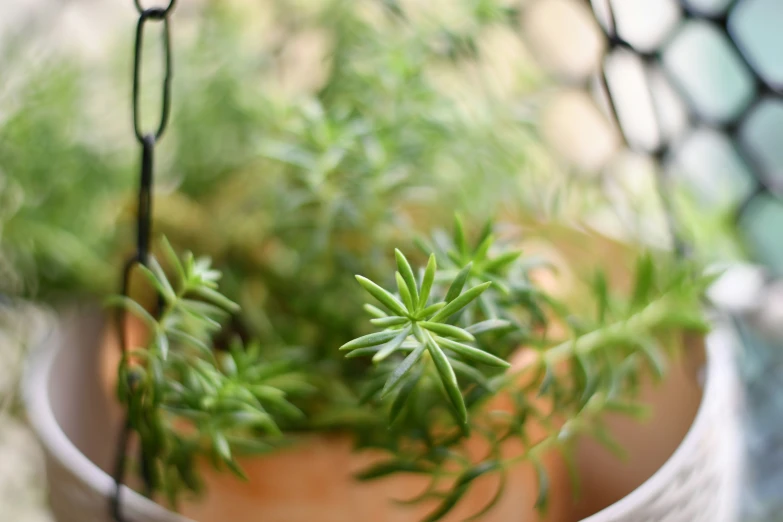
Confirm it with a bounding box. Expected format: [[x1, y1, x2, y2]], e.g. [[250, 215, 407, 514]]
[[111, 1, 176, 521]]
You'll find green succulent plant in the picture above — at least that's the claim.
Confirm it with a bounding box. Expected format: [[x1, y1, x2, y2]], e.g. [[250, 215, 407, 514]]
[[116, 219, 714, 520], [0, 0, 723, 520]]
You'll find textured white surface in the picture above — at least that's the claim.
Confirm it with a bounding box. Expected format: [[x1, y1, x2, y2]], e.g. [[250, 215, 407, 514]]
[[580, 321, 743, 522], [24, 311, 742, 522], [24, 310, 191, 522]]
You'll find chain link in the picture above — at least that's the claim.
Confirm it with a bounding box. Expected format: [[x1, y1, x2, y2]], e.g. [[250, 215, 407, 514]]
[[133, 10, 172, 142], [112, 2, 176, 520], [134, 0, 177, 15]]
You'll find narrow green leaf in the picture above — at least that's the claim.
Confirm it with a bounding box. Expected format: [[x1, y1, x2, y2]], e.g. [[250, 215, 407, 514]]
[[445, 263, 473, 303], [225, 459, 249, 481], [473, 233, 494, 264], [465, 319, 511, 335], [484, 251, 522, 273], [417, 254, 437, 311], [381, 344, 426, 397], [631, 253, 655, 310], [355, 460, 430, 481], [603, 400, 650, 420], [395, 249, 419, 308], [424, 331, 467, 425], [249, 384, 286, 401], [414, 236, 435, 256], [576, 355, 598, 408], [449, 359, 490, 388], [559, 441, 581, 499], [430, 282, 492, 322], [156, 330, 169, 361], [356, 275, 409, 317], [389, 368, 422, 423], [592, 422, 627, 459], [178, 299, 224, 323], [364, 304, 387, 318], [340, 330, 400, 351], [345, 347, 383, 359], [135, 264, 173, 304], [104, 295, 157, 331], [225, 436, 275, 456], [423, 487, 465, 522], [416, 302, 445, 319], [465, 469, 507, 521], [532, 458, 549, 511], [396, 272, 414, 311], [373, 326, 412, 363], [424, 461, 500, 522], [370, 316, 408, 327], [213, 432, 231, 462], [160, 236, 185, 281], [167, 328, 213, 359], [437, 337, 510, 368], [191, 286, 240, 314], [149, 256, 176, 303], [538, 362, 554, 397], [476, 219, 493, 248], [419, 321, 474, 341], [637, 338, 666, 380]]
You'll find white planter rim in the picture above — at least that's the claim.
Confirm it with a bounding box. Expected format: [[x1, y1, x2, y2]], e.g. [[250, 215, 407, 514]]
[[23, 312, 190, 522], [24, 311, 739, 521]]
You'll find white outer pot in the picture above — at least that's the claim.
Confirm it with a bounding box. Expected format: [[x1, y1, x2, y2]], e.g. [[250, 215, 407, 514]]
[[24, 307, 743, 522]]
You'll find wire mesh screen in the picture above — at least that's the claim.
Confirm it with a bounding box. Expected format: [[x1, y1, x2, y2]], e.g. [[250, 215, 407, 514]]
[[526, 0, 783, 273], [524, 1, 783, 520]]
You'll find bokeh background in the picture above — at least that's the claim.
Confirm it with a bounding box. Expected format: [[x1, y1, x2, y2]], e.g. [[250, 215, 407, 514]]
[[3, 0, 783, 520]]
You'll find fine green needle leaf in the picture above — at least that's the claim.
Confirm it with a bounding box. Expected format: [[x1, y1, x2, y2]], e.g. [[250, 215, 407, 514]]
[[436, 337, 510, 368], [419, 321, 474, 341], [396, 272, 414, 311], [104, 295, 157, 331], [445, 263, 473, 303], [465, 319, 512, 335], [395, 249, 419, 308], [430, 282, 491, 322], [416, 302, 445, 319], [370, 316, 408, 327], [356, 275, 409, 317], [381, 344, 426, 397], [355, 460, 430, 481], [424, 331, 467, 425], [373, 326, 412, 363], [417, 254, 437, 311], [389, 368, 422, 423], [631, 254, 655, 310], [533, 458, 549, 511], [340, 330, 401, 351]]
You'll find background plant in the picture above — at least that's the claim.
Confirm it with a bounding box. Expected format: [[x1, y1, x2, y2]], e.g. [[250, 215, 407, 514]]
[[0, 0, 720, 520]]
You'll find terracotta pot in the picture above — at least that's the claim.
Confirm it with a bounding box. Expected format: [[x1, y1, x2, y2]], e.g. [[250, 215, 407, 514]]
[[98, 313, 571, 522], [26, 224, 742, 522], [25, 304, 741, 522]]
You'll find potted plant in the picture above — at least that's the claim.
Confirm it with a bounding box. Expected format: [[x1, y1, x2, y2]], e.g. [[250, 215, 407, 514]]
[[23, 213, 740, 522], [17, 1, 740, 521]]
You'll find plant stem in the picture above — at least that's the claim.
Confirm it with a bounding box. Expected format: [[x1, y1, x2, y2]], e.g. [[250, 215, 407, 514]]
[[542, 296, 672, 367]]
